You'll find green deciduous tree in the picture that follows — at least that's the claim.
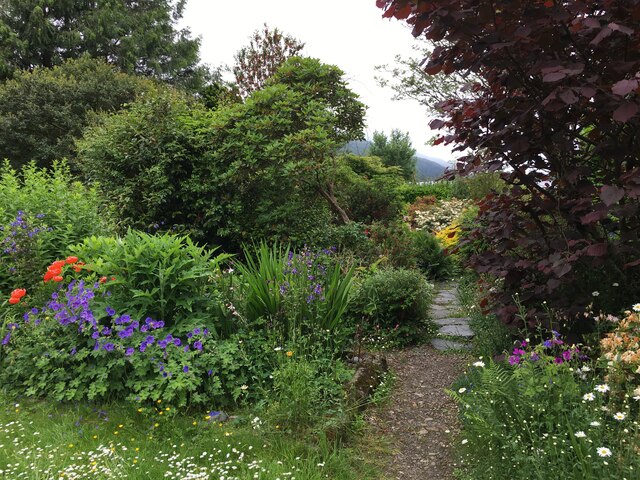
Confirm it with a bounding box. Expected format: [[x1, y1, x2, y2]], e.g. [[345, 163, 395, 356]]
[[369, 130, 416, 181], [231, 24, 305, 99], [0, 56, 151, 169], [375, 37, 481, 116], [0, 0, 203, 86]]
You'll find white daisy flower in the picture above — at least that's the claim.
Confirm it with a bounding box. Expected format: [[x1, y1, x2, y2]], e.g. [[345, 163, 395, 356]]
[[594, 384, 610, 393], [590, 421, 601, 427], [583, 393, 596, 401], [633, 303, 640, 313], [575, 431, 587, 438], [613, 412, 626, 421], [472, 361, 485, 368], [596, 447, 612, 457], [458, 387, 467, 394]]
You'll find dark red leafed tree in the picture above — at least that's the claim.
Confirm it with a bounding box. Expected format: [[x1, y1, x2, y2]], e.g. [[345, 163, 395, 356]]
[[232, 24, 305, 99], [377, 0, 640, 331]]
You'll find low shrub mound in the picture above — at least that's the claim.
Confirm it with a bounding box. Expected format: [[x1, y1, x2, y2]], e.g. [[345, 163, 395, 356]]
[[347, 267, 434, 347]]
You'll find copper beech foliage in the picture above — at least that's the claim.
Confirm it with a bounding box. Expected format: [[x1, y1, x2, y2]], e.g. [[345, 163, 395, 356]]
[[378, 0, 640, 330]]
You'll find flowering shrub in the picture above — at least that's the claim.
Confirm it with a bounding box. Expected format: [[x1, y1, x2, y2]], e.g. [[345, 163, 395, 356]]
[[434, 222, 461, 251], [410, 198, 471, 232], [600, 305, 640, 404], [451, 330, 640, 479], [0, 211, 49, 292], [0, 273, 271, 407], [235, 243, 353, 345]]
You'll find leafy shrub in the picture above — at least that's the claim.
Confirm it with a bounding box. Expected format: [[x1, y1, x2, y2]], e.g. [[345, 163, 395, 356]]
[[78, 58, 364, 250], [77, 87, 211, 238], [335, 154, 405, 223], [366, 221, 417, 269], [449, 172, 507, 200], [70, 230, 232, 331], [412, 230, 454, 280], [348, 268, 434, 346], [396, 181, 457, 203], [0, 161, 109, 293], [452, 332, 640, 480]]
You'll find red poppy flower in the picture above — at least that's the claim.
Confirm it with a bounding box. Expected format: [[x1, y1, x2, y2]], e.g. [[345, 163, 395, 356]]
[[65, 256, 79, 264], [10, 289, 26, 299], [53, 276, 64, 282], [99, 276, 107, 283], [8, 297, 19, 305]]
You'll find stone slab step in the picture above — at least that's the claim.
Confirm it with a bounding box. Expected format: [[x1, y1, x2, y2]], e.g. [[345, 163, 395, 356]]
[[431, 338, 472, 351], [439, 324, 474, 338], [434, 317, 471, 326], [430, 306, 459, 319], [433, 298, 458, 307]]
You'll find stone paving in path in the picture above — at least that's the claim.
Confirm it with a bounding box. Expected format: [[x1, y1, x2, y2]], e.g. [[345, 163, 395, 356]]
[[430, 283, 474, 351], [369, 282, 472, 479]]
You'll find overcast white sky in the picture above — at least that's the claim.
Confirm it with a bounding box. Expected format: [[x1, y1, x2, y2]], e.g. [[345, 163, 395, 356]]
[[179, 0, 455, 161]]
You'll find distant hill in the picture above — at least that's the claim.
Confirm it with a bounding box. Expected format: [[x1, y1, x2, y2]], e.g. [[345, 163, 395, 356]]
[[341, 140, 447, 181]]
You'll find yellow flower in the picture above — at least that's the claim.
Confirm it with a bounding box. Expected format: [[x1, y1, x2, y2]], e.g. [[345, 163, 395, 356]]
[[286, 351, 293, 357]]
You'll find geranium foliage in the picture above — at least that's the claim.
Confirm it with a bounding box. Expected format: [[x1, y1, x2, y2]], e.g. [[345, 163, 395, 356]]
[[378, 0, 640, 329]]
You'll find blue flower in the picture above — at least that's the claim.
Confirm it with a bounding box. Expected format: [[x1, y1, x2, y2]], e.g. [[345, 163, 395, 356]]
[[125, 348, 135, 356], [106, 307, 116, 316]]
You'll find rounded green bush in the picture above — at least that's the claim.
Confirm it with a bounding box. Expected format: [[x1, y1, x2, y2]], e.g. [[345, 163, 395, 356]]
[[348, 268, 434, 346]]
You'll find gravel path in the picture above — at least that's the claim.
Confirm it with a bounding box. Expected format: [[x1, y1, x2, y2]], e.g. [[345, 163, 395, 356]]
[[366, 284, 472, 479]]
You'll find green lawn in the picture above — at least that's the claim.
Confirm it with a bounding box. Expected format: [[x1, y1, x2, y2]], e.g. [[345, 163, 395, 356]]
[[0, 393, 377, 479]]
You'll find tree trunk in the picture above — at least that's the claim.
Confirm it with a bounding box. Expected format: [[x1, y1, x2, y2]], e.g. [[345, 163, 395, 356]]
[[318, 182, 350, 225]]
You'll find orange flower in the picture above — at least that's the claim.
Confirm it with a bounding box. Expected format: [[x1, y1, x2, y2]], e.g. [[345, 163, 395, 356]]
[[99, 276, 107, 283], [51, 260, 66, 268], [8, 297, 20, 305], [43, 271, 55, 282], [53, 276, 64, 282], [47, 266, 62, 275], [65, 256, 79, 264], [10, 289, 26, 299], [73, 266, 82, 273]]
